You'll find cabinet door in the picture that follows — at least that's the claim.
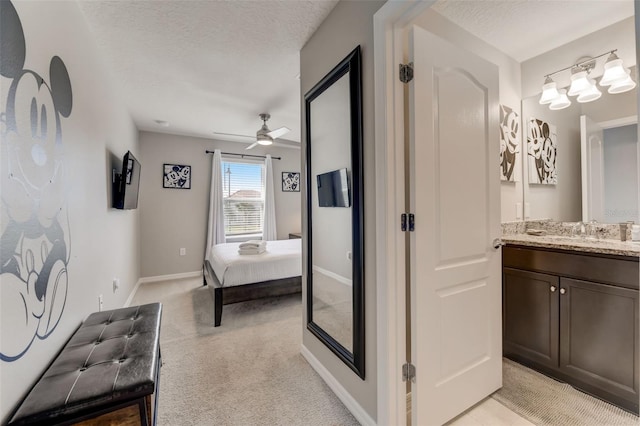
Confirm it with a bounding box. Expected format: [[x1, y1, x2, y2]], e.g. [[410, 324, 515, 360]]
[[560, 278, 639, 411], [503, 268, 559, 369]]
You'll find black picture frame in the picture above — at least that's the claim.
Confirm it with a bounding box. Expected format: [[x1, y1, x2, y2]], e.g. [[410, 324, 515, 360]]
[[282, 172, 300, 192], [163, 164, 191, 189], [304, 46, 364, 379]]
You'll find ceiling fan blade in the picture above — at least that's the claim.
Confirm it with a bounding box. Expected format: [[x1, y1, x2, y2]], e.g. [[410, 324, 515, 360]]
[[272, 138, 301, 149], [267, 126, 291, 139], [246, 142, 259, 150], [213, 132, 255, 139]]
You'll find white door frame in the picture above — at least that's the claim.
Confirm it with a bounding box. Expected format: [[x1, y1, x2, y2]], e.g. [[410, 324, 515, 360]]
[[373, 2, 435, 425]]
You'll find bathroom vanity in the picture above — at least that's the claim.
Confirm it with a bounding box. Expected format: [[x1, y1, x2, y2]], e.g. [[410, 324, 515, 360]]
[[502, 234, 639, 414]]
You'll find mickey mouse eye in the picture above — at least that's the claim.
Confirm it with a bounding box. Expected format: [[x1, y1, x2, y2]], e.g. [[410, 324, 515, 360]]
[[30, 97, 37, 137], [40, 105, 47, 139]]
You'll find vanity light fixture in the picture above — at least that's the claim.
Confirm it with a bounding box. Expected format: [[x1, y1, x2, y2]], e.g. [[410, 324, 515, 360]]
[[539, 49, 635, 110]]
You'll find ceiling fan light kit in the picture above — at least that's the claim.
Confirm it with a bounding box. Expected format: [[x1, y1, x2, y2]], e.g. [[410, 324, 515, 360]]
[[215, 113, 291, 150], [538, 49, 636, 110]]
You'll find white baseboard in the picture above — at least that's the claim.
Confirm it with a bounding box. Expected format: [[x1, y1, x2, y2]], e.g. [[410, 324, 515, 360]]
[[124, 270, 202, 308], [300, 344, 376, 426], [139, 270, 202, 284], [124, 278, 143, 307], [312, 265, 352, 287]]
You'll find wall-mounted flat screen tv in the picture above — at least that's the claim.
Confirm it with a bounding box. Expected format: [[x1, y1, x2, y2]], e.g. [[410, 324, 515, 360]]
[[113, 151, 141, 210], [317, 168, 350, 207]]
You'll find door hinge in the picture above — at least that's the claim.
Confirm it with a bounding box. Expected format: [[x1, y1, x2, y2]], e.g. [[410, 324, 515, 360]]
[[399, 62, 414, 83], [402, 363, 416, 382], [401, 213, 415, 232]]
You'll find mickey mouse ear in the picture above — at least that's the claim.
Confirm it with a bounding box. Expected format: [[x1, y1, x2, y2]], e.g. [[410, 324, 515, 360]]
[[0, 1, 26, 79], [50, 56, 73, 118]]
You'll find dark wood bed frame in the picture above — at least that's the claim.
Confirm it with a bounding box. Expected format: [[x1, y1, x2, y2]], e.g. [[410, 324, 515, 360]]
[[203, 260, 302, 326]]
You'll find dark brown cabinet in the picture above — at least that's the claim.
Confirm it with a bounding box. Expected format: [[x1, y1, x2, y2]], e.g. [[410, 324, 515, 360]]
[[503, 245, 639, 414], [504, 268, 559, 369]]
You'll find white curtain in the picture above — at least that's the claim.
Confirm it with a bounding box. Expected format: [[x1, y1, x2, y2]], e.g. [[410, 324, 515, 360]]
[[205, 149, 225, 261], [262, 154, 277, 241]]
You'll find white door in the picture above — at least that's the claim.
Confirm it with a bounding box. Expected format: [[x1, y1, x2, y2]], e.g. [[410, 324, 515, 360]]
[[580, 115, 605, 222], [408, 26, 502, 425]]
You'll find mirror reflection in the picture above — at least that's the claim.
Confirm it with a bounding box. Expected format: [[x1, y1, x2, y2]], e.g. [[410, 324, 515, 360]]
[[522, 84, 638, 224], [310, 73, 353, 352]]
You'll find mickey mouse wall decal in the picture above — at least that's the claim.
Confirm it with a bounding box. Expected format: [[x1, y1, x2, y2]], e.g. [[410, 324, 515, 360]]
[[1, 0, 73, 361]]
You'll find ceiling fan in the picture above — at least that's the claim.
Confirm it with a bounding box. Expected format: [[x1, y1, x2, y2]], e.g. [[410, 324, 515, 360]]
[[214, 113, 291, 150]]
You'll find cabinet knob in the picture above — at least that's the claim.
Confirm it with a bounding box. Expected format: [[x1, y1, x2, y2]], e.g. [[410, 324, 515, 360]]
[[560, 288, 566, 295], [550, 286, 556, 292]]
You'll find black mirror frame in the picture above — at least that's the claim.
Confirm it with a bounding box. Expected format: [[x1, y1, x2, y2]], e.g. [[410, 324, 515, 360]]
[[304, 46, 364, 379]]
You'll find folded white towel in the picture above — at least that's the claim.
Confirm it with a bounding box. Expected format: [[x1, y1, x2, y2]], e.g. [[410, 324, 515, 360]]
[[238, 246, 266, 255], [239, 240, 267, 249]]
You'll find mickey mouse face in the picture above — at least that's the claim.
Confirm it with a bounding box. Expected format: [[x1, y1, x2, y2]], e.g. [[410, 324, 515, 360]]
[[9, 71, 61, 188], [1, 0, 72, 226]]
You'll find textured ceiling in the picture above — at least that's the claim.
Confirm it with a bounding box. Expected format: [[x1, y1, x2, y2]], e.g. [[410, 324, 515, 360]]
[[78, 0, 339, 145], [78, 1, 634, 145], [432, 0, 635, 62]]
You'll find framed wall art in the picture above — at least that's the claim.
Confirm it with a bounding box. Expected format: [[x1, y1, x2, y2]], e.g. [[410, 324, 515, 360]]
[[163, 164, 191, 189], [282, 172, 300, 192], [527, 118, 557, 184], [499, 104, 520, 182]]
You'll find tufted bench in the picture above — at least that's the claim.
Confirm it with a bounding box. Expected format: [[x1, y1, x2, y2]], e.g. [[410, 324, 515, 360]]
[[8, 303, 162, 426]]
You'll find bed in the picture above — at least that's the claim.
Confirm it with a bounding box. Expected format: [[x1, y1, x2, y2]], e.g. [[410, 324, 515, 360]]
[[203, 239, 302, 326]]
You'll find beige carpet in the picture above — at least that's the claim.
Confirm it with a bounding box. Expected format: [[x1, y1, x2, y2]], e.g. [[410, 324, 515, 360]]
[[131, 278, 359, 426], [492, 358, 639, 426]]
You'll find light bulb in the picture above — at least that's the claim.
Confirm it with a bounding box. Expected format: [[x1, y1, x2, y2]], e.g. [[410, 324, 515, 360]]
[[549, 89, 571, 110], [576, 81, 601, 103], [599, 53, 629, 86], [608, 73, 636, 94], [539, 77, 559, 105], [568, 70, 592, 96]]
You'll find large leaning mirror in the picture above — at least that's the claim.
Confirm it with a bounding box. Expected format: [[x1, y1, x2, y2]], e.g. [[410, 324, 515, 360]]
[[304, 46, 364, 378]]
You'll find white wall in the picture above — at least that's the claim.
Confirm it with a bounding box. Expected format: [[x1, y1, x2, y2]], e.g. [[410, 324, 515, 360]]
[[411, 9, 523, 222], [301, 0, 385, 421], [0, 1, 140, 422], [138, 131, 301, 278]]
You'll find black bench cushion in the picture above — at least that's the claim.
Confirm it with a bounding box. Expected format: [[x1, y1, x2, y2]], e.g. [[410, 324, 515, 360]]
[[9, 303, 162, 425]]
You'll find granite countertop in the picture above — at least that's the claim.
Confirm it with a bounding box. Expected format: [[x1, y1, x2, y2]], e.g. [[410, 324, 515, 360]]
[[502, 234, 640, 258]]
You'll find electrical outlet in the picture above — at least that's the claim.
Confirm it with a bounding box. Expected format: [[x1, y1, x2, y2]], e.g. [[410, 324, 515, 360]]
[[112, 278, 120, 293], [180, 248, 186, 256], [98, 294, 104, 312], [516, 202, 522, 220]]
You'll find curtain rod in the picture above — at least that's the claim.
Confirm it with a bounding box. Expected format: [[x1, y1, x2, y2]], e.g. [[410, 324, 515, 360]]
[[205, 150, 281, 160]]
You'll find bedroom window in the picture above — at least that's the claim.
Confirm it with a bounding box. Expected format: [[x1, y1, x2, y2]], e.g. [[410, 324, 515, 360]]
[[222, 159, 265, 238]]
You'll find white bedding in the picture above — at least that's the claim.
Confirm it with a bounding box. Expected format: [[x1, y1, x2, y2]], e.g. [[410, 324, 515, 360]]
[[208, 239, 302, 287]]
